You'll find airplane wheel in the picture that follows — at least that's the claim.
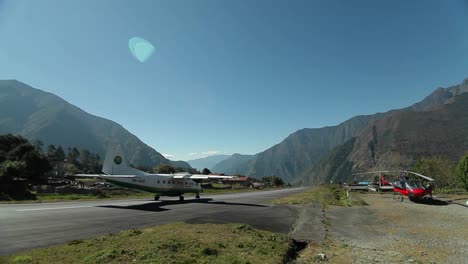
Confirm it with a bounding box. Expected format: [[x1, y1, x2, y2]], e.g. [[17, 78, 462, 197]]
[[154, 195, 160, 201], [196, 195, 200, 199], [179, 196, 184, 201]]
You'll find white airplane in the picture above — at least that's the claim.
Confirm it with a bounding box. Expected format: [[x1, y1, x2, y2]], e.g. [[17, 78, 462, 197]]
[[75, 145, 236, 201]]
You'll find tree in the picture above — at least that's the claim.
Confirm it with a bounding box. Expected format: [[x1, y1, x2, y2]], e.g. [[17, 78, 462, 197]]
[[0, 160, 28, 197], [455, 153, 468, 191], [0, 134, 28, 153], [155, 164, 176, 174], [0, 160, 26, 182], [412, 156, 457, 189], [260, 176, 285, 187], [47, 145, 57, 157], [56, 146, 65, 160], [22, 149, 52, 181], [0, 134, 51, 198], [134, 164, 152, 173], [186, 167, 200, 174], [80, 149, 91, 167], [66, 147, 80, 166], [272, 176, 285, 186], [32, 140, 44, 154], [89, 153, 102, 173], [63, 163, 80, 176], [202, 168, 211, 175]]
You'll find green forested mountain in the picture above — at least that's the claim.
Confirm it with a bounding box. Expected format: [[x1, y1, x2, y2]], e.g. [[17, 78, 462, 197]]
[[0, 80, 190, 168], [223, 78, 468, 184]]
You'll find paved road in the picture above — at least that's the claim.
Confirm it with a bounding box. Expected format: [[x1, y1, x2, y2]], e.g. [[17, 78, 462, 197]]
[[0, 188, 306, 255]]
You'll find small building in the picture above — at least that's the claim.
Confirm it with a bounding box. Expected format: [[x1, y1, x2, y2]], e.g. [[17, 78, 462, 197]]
[[222, 176, 252, 187]]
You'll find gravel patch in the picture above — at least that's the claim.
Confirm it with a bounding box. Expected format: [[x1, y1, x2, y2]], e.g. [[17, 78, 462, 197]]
[[324, 193, 468, 263]]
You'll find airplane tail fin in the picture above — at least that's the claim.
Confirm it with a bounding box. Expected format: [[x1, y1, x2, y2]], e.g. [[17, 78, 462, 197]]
[[102, 144, 147, 176]]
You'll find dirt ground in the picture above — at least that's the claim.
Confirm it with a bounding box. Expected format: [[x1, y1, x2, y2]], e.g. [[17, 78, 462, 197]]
[[296, 192, 468, 264]]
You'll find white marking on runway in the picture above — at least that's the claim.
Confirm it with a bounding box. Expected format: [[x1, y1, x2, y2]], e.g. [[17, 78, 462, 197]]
[[14, 201, 150, 212], [16, 205, 93, 211]]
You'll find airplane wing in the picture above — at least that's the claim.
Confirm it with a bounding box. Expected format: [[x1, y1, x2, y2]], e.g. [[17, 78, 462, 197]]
[[188, 174, 237, 179], [73, 174, 137, 178], [163, 174, 237, 179]]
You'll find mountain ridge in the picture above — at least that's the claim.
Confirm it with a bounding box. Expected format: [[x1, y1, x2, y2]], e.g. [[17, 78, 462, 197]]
[[187, 154, 230, 171], [221, 77, 468, 183], [0, 80, 190, 169], [211, 153, 255, 175], [299, 91, 468, 185]]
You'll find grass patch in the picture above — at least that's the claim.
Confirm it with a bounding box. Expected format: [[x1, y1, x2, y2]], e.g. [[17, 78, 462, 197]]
[[12, 256, 33, 263], [295, 240, 354, 263], [1, 223, 292, 264], [271, 185, 367, 208]]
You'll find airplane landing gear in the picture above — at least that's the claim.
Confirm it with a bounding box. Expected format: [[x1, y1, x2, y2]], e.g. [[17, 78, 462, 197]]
[[154, 195, 160, 201], [196, 194, 200, 199], [179, 195, 184, 201]]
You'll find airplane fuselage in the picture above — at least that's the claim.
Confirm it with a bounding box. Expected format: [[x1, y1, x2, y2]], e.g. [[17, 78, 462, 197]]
[[99, 174, 202, 197]]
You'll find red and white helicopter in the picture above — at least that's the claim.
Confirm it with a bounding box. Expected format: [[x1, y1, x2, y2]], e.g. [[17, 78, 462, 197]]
[[353, 170, 435, 202]]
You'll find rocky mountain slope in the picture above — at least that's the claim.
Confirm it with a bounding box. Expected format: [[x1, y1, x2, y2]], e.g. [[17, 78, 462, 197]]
[[211, 153, 255, 175]]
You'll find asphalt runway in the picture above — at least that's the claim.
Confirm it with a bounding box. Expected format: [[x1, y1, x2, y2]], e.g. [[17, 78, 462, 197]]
[[0, 188, 306, 255]]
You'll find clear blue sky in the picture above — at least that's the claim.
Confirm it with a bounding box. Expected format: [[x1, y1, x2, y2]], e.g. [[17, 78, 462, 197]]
[[1, 0, 467, 161]]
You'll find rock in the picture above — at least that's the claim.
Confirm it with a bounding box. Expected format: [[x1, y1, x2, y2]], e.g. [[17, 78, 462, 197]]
[[318, 253, 327, 261]]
